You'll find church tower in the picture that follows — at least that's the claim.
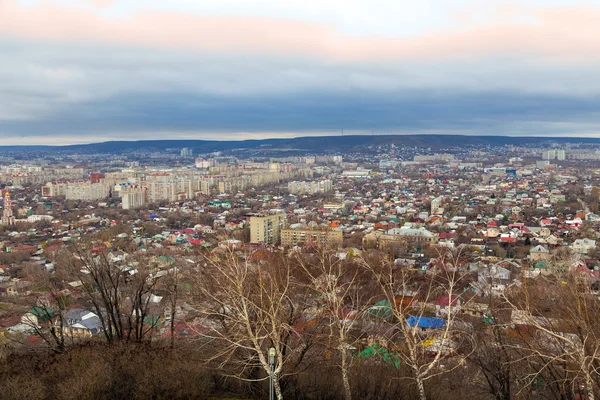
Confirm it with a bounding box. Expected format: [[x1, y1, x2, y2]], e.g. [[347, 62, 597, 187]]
[[2, 190, 15, 226]]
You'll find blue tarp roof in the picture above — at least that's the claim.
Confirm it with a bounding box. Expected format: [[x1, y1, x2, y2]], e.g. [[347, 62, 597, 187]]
[[406, 316, 445, 329]]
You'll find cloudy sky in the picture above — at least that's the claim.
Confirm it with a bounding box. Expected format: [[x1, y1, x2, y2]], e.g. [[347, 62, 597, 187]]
[[1, 0, 600, 144]]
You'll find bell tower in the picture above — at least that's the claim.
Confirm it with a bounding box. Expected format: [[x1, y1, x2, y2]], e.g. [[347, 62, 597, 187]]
[[2, 190, 15, 226]]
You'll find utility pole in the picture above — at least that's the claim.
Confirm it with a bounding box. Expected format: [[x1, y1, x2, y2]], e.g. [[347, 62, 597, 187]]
[[269, 347, 276, 400]]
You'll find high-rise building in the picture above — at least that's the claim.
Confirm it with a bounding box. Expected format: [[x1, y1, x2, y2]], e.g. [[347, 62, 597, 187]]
[[2, 190, 15, 226], [180, 148, 193, 158], [288, 180, 332, 195], [65, 182, 110, 201], [269, 162, 280, 172], [542, 150, 556, 160], [195, 158, 215, 169], [250, 213, 287, 245], [280, 163, 292, 173], [42, 180, 109, 200], [42, 181, 70, 197], [121, 186, 147, 209], [556, 150, 566, 161]]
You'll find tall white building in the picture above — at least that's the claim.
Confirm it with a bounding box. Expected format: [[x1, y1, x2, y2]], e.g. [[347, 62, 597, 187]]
[[42, 181, 70, 197], [542, 150, 556, 160], [195, 158, 215, 169], [65, 182, 110, 201], [180, 148, 193, 157], [144, 174, 205, 203], [43, 181, 109, 200], [122, 186, 147, 209], [288, 180, 332, 195]]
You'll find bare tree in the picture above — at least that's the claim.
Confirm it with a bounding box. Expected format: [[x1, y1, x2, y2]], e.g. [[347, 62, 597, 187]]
[[293, 248, 374, 400], [157, 261, 186, 349], [468, 313, 515, 400], [51, 241, 163, 343], [193, 247, 311, 400], [502, 274, 600, 400], [366, 246, 476, 400], [19, 265, 69, 352]]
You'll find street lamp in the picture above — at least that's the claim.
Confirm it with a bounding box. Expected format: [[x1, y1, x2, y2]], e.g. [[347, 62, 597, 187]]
[[269, 347, 276, 400]]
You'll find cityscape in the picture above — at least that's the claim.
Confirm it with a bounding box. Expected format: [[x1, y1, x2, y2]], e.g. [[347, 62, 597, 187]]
[[3, 0, 600, 399], [1, 138, 600, 399]]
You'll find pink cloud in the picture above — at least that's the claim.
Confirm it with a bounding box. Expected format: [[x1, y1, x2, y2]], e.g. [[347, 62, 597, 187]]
[[1, 0, 599, 62], [90, 0, 114, 7]]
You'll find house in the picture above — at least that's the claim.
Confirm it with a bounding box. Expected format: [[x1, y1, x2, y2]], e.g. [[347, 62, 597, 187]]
[[406, 316, 445, 332], [461, 302, 489, 318], [485, 226, 500, 238], [572, 239, 596, 255], [539, 235, 559, 246], [64, 308, 103, 337], [435, 295, 461, 316], [0, 280, 33, 296], [538, 227, 552, 238], [524, 261, 552, 278], [475, 263, 513, 294], [530, 245, 550, 261], [424, 337, 458, 356], [586, 213, 600, 223], [540, 219, 554, 227]]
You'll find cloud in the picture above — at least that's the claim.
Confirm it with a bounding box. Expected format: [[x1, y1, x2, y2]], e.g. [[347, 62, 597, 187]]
[[1, 1, 600, 62], [2, 85, 599, 142], [89, 0, 114, 7], [1, 36, 600, 143], [2, 1, 600, 143]]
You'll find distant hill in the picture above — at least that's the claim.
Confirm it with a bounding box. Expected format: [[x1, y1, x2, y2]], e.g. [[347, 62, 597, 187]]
[[2, 134, 599, 154]]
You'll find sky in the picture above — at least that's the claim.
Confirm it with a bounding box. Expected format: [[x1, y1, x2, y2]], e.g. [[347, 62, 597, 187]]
[[1, 0, 600, 145]]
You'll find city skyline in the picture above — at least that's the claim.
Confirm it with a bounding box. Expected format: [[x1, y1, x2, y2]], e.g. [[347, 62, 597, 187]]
[[2, 0, 600, 144]]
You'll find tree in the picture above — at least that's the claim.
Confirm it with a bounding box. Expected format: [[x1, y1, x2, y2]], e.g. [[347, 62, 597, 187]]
[[50, 241, 164, 343], [366, 246, 476, 400], [466, 296, 515, 400], [502, 274, 600, 400], [193, 247, 312, 400], [157, 262, 186, 349], [294, 248, 374, 400]]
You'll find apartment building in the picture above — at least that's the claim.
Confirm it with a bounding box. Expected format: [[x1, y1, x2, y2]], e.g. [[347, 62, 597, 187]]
[[288, 180, 332, 195], [42, 180, 109, 200], [280, 228, 343, 248], [250, 213, 287, 245], [144, 174, 199, 203], [363, 228, 439, 249], [121, 186, 147, 209], [6, 166, 86, 186], [65, 182, 110, 201], [42, 181, 70, 197]]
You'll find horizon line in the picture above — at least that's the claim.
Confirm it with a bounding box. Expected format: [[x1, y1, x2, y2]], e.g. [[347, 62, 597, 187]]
[[2, 132, 600, 148]]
